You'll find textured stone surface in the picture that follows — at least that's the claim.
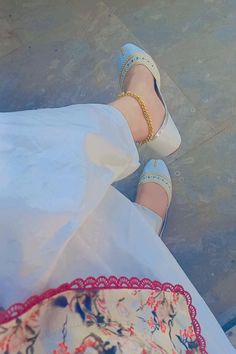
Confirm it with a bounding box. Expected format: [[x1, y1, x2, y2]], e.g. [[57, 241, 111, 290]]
[[167, 123, 236, 315], [0, 0, 235, 327], [0, 18, 21, 57], [226, 325, 236, 348]]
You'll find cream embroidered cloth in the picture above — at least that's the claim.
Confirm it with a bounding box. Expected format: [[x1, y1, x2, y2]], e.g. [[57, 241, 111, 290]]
[[0, 277, 204, 353]]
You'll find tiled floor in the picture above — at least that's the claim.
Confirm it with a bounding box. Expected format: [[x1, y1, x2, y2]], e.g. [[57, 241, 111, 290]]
[[0, 0, 235, 329]]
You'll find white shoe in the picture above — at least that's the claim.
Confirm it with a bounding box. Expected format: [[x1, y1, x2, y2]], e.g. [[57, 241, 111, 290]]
[[118, 43, 181, 157], [137, 159, 172, 237]]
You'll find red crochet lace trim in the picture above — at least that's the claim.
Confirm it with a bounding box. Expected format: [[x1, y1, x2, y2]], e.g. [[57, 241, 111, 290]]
[[0, 276, 207, 353]]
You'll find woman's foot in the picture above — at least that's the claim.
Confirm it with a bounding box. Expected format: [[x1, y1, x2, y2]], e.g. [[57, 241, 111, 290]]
[[136, 181, 168, 219], [135, 160, 171, 220], [110, 64, 165, 142], [123, 64, 165, 140]]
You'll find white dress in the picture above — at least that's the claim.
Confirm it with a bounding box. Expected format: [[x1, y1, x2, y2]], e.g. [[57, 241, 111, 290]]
[[0, 103, 235, 353]]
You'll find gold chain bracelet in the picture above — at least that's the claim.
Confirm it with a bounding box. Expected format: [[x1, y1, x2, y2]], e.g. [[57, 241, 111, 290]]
[[117, 91, 155, 145]]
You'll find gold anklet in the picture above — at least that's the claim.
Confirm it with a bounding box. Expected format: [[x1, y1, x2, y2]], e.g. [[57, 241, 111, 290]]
[[117, 91, 155, 145]]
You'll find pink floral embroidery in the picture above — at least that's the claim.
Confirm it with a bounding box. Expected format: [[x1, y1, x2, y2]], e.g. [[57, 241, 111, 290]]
[[153, 300, 162, 311], [180, 325, 196, 341], [126, 323, 135, 336], [0, 335, 9, 352], [53, 342, 70, 354], [0, 276, 207, 354], [74, 338, 97, 353], [147, 295, 156, 308], [160, 321, 167, 333], [173, 292, 179, 305], [147, 317, 156, 329]]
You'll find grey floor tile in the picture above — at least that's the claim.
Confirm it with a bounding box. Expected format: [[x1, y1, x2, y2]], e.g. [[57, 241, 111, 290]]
[[105, 0, 229, 56], [0, 1, 138, 111], [164, 122, 236, 317], [156, 12, 236, 130], [0, 18, 21, 58]]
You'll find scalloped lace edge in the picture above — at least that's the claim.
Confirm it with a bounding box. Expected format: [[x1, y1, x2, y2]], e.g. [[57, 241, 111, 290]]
[[0, 275, 207, 353]]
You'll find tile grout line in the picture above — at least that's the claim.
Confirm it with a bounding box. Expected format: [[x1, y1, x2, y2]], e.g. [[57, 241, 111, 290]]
[[169, 120, 235, 166]]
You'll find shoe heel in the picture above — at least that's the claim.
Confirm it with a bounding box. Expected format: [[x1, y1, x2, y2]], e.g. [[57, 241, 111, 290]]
[[148, 112, 181, 157]]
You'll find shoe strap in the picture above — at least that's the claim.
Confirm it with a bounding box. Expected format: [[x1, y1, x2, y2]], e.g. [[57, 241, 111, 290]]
[[117, 91, 155, 145]]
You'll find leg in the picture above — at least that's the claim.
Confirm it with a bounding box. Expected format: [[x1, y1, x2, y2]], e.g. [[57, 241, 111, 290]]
[[111, 43, 181, 157], [135, 182, 168, 220], [109, 64, 165, 142]]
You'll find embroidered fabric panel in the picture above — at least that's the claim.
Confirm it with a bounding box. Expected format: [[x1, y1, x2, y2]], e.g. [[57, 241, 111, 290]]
[[0, 276, 207, 354]]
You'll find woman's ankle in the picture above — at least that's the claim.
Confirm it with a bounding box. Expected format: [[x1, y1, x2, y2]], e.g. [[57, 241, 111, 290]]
[[109, 97, 148, 142]]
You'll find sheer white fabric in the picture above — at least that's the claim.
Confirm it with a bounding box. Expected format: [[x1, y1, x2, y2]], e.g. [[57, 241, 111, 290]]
[[0, 103, 235, 353]]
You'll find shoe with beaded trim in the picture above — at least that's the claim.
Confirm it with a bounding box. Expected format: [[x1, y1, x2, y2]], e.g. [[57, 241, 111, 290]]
[[118, 43, 181, 157]]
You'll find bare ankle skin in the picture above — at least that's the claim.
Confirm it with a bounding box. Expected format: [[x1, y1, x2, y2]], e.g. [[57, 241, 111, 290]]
[[135, 182, 168, 219], [109, 64, 165, 143]]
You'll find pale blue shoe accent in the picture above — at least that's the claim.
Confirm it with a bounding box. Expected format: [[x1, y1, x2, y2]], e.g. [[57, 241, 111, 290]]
[[142, 159, 171, 182], [117, 43, 181, 157], [117, 43, 146, 76], [137, 159, 172, 238]]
